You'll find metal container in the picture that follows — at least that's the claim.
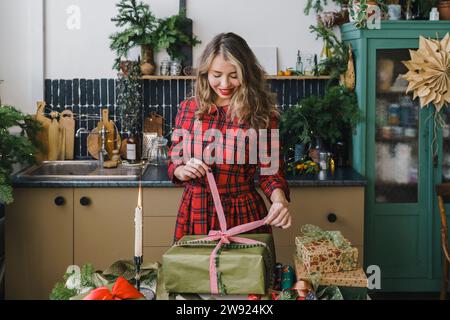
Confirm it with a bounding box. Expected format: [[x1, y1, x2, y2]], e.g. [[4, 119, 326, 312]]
[[170, 60, 182, 76], [160, 59, 170, 76]]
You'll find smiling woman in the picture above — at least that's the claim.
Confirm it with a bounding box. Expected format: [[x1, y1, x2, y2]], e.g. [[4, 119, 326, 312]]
[[207, 54, 241, 106], [167, 32, 291, 243]]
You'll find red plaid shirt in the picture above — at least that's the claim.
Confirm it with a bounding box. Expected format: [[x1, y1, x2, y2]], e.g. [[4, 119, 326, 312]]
[[168, 98, 290, 242]]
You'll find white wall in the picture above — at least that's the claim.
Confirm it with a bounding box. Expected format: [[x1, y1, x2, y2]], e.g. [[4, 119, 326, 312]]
[[0, 0, 44, 114], [0, 0, 340, 114], [45, 0, 339, 78]]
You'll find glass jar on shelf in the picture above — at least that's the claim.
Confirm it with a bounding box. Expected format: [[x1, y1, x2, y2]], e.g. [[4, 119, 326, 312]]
[[302, 53, 314, 75], [170, 60, 182, 76], [160, 58, 170, 76]]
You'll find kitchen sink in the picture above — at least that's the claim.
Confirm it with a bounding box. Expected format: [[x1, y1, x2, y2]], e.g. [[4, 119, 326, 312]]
[[17, 161, 148, 180]]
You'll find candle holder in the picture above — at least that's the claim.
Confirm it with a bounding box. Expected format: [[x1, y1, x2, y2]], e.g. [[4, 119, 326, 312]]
[[134, 255, 143, 291]]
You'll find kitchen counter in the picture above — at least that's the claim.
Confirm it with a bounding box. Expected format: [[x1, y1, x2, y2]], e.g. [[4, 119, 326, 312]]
[[7, 164, 366, 299], [12, 165, 366, 188]]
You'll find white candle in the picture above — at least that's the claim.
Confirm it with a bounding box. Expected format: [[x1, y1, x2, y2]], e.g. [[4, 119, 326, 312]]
[[134, 183, 143, 257]]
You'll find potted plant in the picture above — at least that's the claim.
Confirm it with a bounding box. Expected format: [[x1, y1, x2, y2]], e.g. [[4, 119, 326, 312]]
[[109, 0, 159, 74], [0, 105, 42, 204], [280, 85, 362, 162], [154, 11, 201, 67], [310, 23, 350, 82], [304, 0, 350, 15], [438, 0, 450, 19], [349, 0, 388, 28]]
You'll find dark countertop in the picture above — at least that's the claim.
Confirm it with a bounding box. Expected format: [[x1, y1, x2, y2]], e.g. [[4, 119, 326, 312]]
[[12, 165, 366, 188]]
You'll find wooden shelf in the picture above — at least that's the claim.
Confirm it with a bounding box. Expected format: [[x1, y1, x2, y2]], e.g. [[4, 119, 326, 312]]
[[141, 75, 332, 80], [266, 75, 332, 80], [141, 75, 196, 80]]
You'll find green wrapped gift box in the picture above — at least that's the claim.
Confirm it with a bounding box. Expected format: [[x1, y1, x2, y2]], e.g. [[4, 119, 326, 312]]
[[162, 233, 276, 295]]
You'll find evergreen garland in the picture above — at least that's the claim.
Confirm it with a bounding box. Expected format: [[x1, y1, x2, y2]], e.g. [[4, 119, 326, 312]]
[[280, 85, 362, 153], [116, 61, 142, 133]]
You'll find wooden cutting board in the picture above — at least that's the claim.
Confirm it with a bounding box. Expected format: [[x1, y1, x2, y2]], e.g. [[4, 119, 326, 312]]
[[58, 127, 66, 160], [34, 101, 51, 161], [97, 109, 116, 159], [87, 127, 100, 159], [59, 110, 75, 160], [144, 112, 164, 136], [48, 112, 60, 161]]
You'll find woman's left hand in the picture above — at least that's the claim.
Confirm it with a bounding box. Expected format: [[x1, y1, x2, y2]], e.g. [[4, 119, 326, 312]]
[[265, 200, 291, 229]]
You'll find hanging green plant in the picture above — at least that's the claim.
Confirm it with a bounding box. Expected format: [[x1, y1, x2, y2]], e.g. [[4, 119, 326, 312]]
[[0, 105, 42, 204], [116, 61, 142, 133]]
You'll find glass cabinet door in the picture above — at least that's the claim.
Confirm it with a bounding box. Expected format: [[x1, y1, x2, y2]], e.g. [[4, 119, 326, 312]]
[[366, 41, 430, 281], [375, 49, 420, 203], [441, 108, 450, 182]]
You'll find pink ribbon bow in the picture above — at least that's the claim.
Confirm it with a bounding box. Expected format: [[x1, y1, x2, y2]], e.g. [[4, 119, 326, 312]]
[[191, 168, 268, 294]]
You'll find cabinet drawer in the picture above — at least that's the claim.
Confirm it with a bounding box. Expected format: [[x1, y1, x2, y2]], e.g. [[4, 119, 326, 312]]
[[273, 187, 364, 247], [144, 217, 177, 246], [143, 188, 183, 217]]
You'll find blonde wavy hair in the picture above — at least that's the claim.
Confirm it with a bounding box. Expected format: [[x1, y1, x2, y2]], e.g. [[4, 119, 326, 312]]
[[194, 32, 279, 130]]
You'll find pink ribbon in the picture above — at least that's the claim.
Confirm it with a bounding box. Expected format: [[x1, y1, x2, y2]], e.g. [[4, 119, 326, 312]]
[[190, 168, 268, 294]]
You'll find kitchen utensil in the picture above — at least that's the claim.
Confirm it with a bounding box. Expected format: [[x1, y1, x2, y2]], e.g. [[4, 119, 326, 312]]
[[59, 109, 75, 160], [58, 126, 66, 160], [142, 132, 158, 159], [87, 127, 100, 159], [144, 112, 164, 136], [97, 109, 116, 159], [34, 101, 51, 161], [48, 111, 60, 161]]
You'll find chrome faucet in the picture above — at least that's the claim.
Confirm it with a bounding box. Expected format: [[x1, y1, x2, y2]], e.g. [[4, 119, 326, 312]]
[[75, 128, 89, 137], [98, 125, 109, 167], [75, 126, 109, 167]]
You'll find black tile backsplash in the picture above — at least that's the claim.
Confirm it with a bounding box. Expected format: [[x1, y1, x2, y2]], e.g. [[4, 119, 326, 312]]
[[43, 78, 328, 159]]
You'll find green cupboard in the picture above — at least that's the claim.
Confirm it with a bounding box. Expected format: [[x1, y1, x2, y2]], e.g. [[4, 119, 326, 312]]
[[340, 21, 450, 292]]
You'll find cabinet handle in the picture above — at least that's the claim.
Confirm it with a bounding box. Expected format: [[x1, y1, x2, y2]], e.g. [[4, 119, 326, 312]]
[[80, 197, 91, 206], [54, 196, 65, 206], [327, 213, 337, 223]]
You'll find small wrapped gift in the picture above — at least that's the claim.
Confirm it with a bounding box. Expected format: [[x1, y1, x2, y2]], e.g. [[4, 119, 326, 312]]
[[163, 233, 275, 295], [295, 224, 358, 273], [294, 255, 367, 300]]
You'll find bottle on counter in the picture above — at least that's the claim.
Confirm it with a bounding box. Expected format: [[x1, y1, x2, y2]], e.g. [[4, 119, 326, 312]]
[[295, 50, 303, 75], [430, 7, 439, 20], [126, 131, 138, 164]]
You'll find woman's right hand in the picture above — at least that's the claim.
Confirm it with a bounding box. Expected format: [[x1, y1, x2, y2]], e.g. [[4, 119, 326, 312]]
[[174, 158, 209, 181]]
